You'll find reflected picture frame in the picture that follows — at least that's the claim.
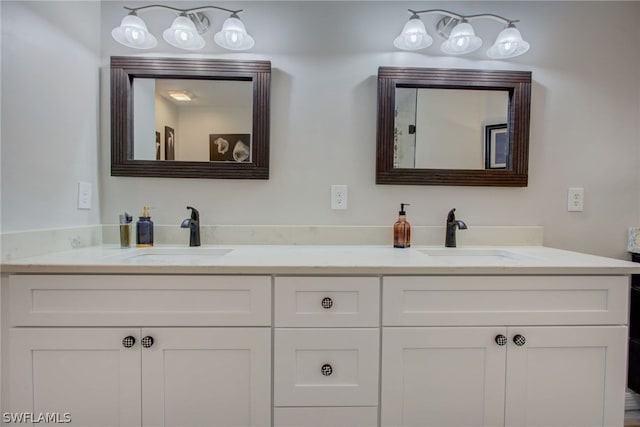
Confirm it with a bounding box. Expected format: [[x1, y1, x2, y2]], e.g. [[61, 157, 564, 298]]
[[485, 123, 509, 169], [209, 134, 252, 163], [155, 131, 161, 160], [165, 126, 175, 161]]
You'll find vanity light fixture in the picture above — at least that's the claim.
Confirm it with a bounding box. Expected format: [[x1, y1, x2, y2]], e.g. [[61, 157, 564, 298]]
[[394, 9, 530, 59], [112, 5, 254, 51]]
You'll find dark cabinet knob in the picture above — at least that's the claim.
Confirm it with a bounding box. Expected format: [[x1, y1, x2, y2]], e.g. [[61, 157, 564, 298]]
[[513, 334, 526, 346], [122, 336, 136, 348], [321, 363, 333, 376], [141, 336, 154, 348], [321, 297, 333, 310], [495, 335, 507, 346]]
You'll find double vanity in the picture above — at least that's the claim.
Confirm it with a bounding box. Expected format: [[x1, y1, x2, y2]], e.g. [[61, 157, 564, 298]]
[[2, 244, 638, 426]]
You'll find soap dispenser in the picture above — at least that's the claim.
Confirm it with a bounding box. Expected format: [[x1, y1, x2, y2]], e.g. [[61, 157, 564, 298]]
[[136, 206, 154, 247], [393, 203, 411, 248]]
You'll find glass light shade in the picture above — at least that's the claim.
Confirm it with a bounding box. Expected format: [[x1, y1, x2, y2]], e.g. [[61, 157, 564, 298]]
[[163, 15, 205, 50], [440, 21, 482, 55], [214, 16, 254, 51], [487, 26, 530, 59], [393, 17, 433, 51], [111, 14, 157, 49]]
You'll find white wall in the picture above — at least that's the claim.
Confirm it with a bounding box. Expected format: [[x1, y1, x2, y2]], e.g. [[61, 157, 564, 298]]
[[177, 106, 252, 161], [155, 94, 178, 160], [98, 1, 639, 259], [414, 89, 507, 169], [1, 1, 638, 260], [1, 1, 101, 232], [133, 78, 157, 160]]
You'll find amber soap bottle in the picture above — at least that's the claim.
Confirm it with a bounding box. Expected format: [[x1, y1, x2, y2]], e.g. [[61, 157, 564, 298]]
[[393, 203, 411, 248]]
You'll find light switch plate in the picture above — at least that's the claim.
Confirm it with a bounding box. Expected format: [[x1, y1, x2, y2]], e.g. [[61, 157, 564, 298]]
[[78, 182, 92, 210], [567, 187, 584, 212]]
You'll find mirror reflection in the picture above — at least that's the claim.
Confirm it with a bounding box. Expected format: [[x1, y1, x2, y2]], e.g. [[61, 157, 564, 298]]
[[394, 88, 509, 170], [133, 78, 253, 162]]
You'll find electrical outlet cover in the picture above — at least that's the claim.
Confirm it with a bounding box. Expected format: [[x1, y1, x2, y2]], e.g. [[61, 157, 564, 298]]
[[567, 187, 584, 212], [331, 185, 348, 210]]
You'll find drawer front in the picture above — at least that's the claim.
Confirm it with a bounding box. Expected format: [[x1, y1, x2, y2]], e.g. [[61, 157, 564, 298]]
[[275, 277, 379, 327], [274, 407, 378, 427], [274, 328, 379, 406], [9, 275, 271, 326], [383, 276, 629, 326]]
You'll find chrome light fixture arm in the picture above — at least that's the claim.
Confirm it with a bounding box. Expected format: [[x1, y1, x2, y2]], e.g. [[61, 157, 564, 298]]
[[407, 9, 519, 26], [123, 5, 243, 16]]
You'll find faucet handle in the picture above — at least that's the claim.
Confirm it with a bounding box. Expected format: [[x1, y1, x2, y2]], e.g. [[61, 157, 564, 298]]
[[447, 208, 457, 222], [186, 206, 199, 221]]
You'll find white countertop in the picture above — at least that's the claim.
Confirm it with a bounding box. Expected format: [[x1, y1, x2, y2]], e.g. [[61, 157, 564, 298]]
[[2, 245, 639, 275]]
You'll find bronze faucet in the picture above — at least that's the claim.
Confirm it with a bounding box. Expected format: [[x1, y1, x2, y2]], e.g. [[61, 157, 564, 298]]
[[445, 208, 467, 248], [180, 206, 201, 247]]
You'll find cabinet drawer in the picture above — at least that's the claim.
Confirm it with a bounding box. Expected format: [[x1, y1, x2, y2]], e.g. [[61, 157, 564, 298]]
[[274, 328, 379, 406], [383, 276, 628, 326], [274, 407, 377, 426], [275, 276, 379, 327], [9, 275, 271, 326]]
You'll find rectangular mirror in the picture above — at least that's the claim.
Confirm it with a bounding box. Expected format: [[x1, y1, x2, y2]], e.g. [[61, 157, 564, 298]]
[[377, 67, 531, 186], [394, 88, 508, 170], [133, 79, 253, 163], [111, 57, 271, 179]]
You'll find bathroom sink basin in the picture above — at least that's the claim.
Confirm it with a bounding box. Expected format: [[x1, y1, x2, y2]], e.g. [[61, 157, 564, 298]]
[[116, 248, 233, 264], [417, 248, 535, 262]]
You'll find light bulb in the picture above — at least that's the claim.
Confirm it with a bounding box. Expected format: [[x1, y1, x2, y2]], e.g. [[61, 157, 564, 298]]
[[487, 25, 530, 59], [214, 15, 254, 50], [441, 21, 482, 55], [393, 16, 432, 51], [112, 14, 157, 49], [163, 15, 205, 50]]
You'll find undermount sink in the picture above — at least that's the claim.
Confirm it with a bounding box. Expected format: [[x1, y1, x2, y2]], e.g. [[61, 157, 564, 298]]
[[115, 247, 233, 263], [417, 248, 535, 262]]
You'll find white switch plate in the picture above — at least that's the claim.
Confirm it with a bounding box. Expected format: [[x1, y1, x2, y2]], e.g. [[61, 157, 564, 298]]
[[78, 182, 92, 210], [567, 187, 584, 212], [331, 185, 348, 210]]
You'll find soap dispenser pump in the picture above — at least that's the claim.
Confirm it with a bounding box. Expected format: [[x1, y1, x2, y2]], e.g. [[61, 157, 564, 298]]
[[136, 206, 154, 247], [393, 203, 411, 248]]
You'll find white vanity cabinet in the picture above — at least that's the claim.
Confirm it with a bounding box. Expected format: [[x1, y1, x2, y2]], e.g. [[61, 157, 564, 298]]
[[2, 266, 633, 427], [381, 276, 629, 427], [273, 276, 380, 427], [6, 275, 272, 427]]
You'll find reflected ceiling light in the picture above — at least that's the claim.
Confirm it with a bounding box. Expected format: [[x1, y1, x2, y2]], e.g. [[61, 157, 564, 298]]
[[394, 9, 530, 59], [112, 5, 254, 51], [168, 91, 194, 102]]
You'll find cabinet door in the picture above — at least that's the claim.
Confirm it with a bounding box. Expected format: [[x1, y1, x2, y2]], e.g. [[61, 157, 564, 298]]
[[505, 326, 627, 427], [142, 328, 271, 427], [381, 327, 506, 427], [9, 328, 141, 427]]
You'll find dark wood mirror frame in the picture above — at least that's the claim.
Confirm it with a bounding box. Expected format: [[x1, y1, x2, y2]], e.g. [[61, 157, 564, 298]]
[[376, 67, 531, 187], [111, 56, 271, 179]]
